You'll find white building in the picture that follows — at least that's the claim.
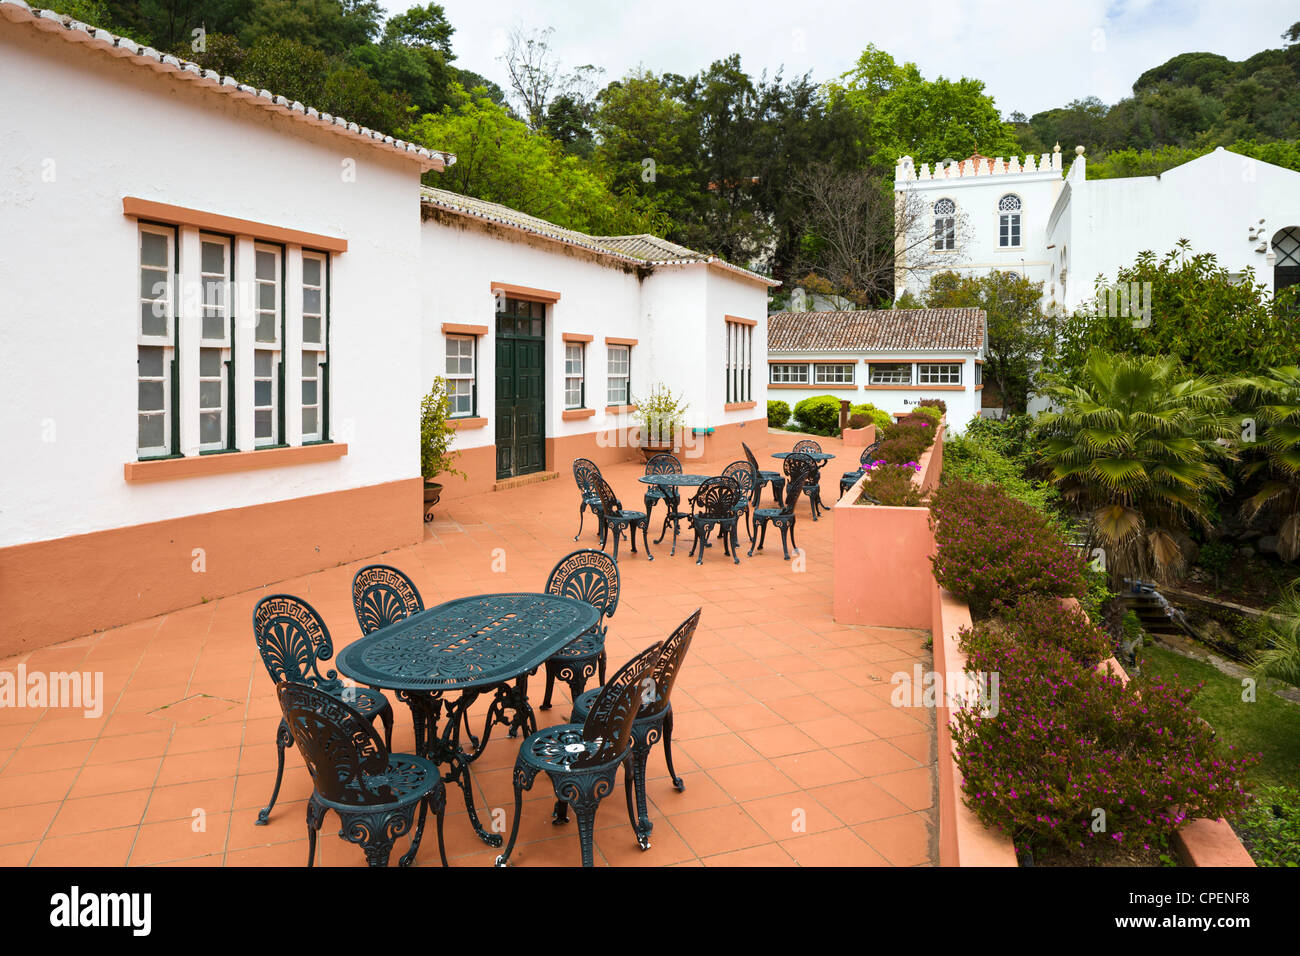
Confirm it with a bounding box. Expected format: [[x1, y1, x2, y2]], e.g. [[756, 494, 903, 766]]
[[766, 309, 987, 434], [894, 144, 1300, 310], [0, 2, 773, 653]]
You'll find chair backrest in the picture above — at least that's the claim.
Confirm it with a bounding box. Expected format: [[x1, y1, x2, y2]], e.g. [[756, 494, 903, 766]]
[[575, 641, 663, 768], [640, 609, 701, 721], [720, 460, 757, 502], [590, 472, 624, 518], [779, 452, 818, 515], [691, 475, 741, 519], [793, 438, 822, 455], [545, 549, 620, 633], [275, 681, 394, 806], [741, 441, 762, 477], [253, 595, 341, 693], [573, 458, 602, 497], [644, 453, 682, 476], [351, 564, 424, 636], [858, 441, 882, 468]]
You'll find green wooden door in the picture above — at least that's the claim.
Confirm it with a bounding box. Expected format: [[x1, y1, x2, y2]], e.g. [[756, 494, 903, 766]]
[[494, 298, 546, 479]]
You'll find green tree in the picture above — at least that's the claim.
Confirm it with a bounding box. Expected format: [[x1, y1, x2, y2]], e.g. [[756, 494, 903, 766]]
[[1253, 582, 1300, 688], [1235, 365, 1300, 561], [405, 86, 666, 237], [1047, 241, 1300, 380], [1036, 350, 1236, 584], [920, 270, 1050, 413]]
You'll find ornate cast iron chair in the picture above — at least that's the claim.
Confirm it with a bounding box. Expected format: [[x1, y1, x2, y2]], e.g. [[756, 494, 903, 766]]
[[742, 441, 784, 510], [253, 594, 394, 826], [538, 549, 620, 712], [496, 642, 663, 867], [751, 454, 816, 560], [687, 475, 742, 565], [592, 472, 653, 562], [840, 440, 883, 498], [351, 564, 424, 635], [789, 439, 826, 519], [721, 459, 759, 547], [572, 458, 606, 542], [276, 681, 448, 867], [642, 452, 683, 542], [569, 608, 700, 849]]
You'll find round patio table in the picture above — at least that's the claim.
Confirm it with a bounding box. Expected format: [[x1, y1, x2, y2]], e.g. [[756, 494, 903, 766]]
[[638, 474, 709, 555], [336, 592, 600, 847]]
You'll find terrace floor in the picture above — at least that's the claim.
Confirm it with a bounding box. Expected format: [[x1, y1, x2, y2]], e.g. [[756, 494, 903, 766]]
[[0, 431, 937, 866]]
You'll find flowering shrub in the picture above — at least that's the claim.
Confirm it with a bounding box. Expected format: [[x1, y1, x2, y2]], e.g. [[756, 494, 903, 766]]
[[954, 638, 1256, 859], [918, 398, 947, 414], [910, 405, 943, 425], [877, 414, 937, 464], [965, 594, 1113, 667], [857, 463, 922, 506], [929, 480, 1084, 616]]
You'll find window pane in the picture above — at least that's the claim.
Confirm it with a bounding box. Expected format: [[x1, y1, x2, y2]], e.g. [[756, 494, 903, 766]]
[[141, 231, 168, 267], [199, 412, 222, 444], [140, 303, 167, 336], [201, 241, 224, 274], [302, 381, 317, 405], [255, 409, 273, 438], [258, 283, 276, 310], [255, 351, 272, 376], [202, 312, 225, 340], [303, 257, 322, 286], [303, 316, 321, 343], [256, 313, 276, 342], [303, 407, 318, 435], [255, 380, 272, 406], [303, 351, 318, 376], [303, 288, 321, 314], [138, 414, 164, 449], [140, 269, 166, 300], [256, 250, 275, 280], [138, 346, 164, 377], [138, 381, 164, 411], [199, 381, 222, 406]]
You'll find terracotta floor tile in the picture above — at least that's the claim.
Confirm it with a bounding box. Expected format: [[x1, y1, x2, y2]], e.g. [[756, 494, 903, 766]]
[[700, 842, 797, 866], [871, 766, 936, 812], [812, 778, 914, 825], [780, 828, 890, 866], [831, 740, 924, 778], [737, 723, 821, 759], [676, 733, 761, 770], [740, 793, 842, 841], [770, 750, 861, 790], [707, 760, 799, 803], [0, 802, 60, 845], [669, 804, 771, 858], [48, 789, 150, 837], [854, 812, 935, 866], [66, 757, 162, 800], [0, 767, 78, 809], [31, 826, 138, 866], [129, 813, 232, 865]]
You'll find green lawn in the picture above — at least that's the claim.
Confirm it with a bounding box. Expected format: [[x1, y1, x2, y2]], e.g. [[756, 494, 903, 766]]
[[1138, 642, 1300, 790]]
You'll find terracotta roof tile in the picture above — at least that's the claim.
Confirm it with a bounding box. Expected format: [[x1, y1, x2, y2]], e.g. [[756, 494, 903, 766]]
[[767, 309, 986, 352]]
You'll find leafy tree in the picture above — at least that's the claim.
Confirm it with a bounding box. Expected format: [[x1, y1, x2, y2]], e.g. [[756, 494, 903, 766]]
[[405, 86, 667, 237], [919, 270, 1050, 413], [1253, 582, 1300, 688], [1035, 350, 1237, 584], [1235, 365, 1300, 561], [1046, 241, 1300, 380]]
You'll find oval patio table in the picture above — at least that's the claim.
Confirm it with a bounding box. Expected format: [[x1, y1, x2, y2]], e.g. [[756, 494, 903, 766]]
[[638, 473, 710, 556], [336, 591, 601, 847], [771, 451, 836, 521]]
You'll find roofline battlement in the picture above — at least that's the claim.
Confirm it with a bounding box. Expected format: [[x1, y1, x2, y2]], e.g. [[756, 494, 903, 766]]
[[895, 145, 1064, 186]]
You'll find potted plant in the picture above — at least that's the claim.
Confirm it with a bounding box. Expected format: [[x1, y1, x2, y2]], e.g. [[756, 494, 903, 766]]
[[631, 383, 689, 460], [420, 377, 466, 521]]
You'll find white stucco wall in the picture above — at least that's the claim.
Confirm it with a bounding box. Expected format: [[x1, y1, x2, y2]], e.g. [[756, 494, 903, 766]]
[[1048, 148, 1300, 310], [895, 152, 1065, 302], [0, 20, 425, 547], [765, 352, 983, 435], [420, 222, 771, 458]]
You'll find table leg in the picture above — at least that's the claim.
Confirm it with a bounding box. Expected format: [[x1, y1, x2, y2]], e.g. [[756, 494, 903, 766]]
[[431, 689, 503, 848]]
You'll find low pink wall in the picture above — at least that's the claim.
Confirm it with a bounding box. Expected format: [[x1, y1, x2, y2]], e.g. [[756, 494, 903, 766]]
[[840, 423, 876, 447]]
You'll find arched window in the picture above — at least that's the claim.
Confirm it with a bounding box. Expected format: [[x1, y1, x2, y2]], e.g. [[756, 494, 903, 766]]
[[933, 198, 956, 251], [998, 194, 1021, 247]]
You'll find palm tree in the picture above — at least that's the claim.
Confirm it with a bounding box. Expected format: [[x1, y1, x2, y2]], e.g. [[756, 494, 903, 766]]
[[1254, 582, 1300, 689], [1035, 350, 1236, 585], [1233, 365, 1300, 562]]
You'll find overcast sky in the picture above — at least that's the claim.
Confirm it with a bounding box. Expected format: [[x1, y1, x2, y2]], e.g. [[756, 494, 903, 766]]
[[380, 0, 1296, 119]]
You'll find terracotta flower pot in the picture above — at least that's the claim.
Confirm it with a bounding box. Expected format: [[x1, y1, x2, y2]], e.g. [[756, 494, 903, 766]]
[[423, 481, 442, 522]]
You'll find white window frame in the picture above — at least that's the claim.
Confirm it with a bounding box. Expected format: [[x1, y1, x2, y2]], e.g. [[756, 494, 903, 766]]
[[869, 363, 912, 385], [197, 233, 232, 452], [607, 344, 631, 406], [933, 198, 956, 251], [769, 363, 810, 384], [253, 242, 282, 447], [918, 362, 962, 385], [564, 342, 585, 409], [446, 335, 476, 418], [998, 194, 1022, 248], [725, 320, 753, 402], [814, 363, 855, 385], [301, 251, 328, 442], [137, 224, 175, 458], [975, 363, 983, 386]]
